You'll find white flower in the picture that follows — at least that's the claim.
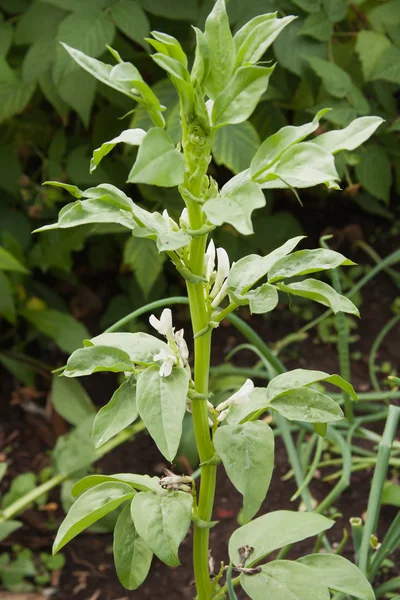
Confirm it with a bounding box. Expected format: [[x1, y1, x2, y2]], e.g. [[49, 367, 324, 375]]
[[162, 209, 179, 232], [217, 409, 229, 423], [153, 348, 177, 377], [149, 308, 174, 341], [211, 279, 228, 309], [210, 247, 230, 300], [175, 328, 189, 366], [179, 207, 189, 229], [216, 379, 254, 413], [203, 239, 216, 282]]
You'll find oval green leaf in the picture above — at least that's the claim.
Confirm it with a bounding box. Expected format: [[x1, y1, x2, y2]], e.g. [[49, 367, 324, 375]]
[[131, 491, 192, 567], [298, 554, 375, 600], [214, 421, 274, 522], [113, 503, 153, 590], [228, 510, 334, 565], [136, 365, 189, 461], [92, 377, 138, 449], [53, 482, 135, 554]]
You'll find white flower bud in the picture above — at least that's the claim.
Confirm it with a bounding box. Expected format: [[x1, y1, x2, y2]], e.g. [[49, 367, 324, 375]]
[[216, 379, 254, 413], [175, 328, 189, 366], [179, 207, 190, 229], [149, 308, 174, 341], [210, 247, 230, 300], [203, 239, 216, 282]]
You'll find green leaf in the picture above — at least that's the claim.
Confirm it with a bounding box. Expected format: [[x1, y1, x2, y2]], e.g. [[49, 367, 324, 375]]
[[242, 283, 279, 314], [35, 184, 140, 231], [273, 18, 327, 77], [72, 474, 160, 497], [234, 13, 296, 67], [226, 236, 305, 297], [64, 346, 134, 377], [212, 65, 275, 128], [259, 142, 339, 189], [22, 37, 55, 84], [53, 482, 135, 554], [52, 416, 97, 475], [292, 0, 321, 12], [203, 182, 265, 235], [51, 374, 96, 426], [0, 272, 15, 323], [22, 309, 89, 354], [381, 482, 400, 506], [59, 43, 137, 98], [204, 0, 235, 99], [355, 31, 391, 81], [111, 0, 149, 49], [137, 365, 189, 461], [86, 331, 170, 365], [299, 11, 332, 41], [151, 53, 190, 83], [128, 128, 185, 187], [131, 491, 192, 566], [141, 0, 198, 20], [355, 145, 392, 204], [57, 69, 96, 128], [38, 71, 67, 123], [15, 2, 65, 45], [214, 421, 274, 522], [367, 0, 400, 32], [227, 368, 355, 425], [298, 554, 375, 600], [0, 78, 35, 125], [1, 473, 36, 510], [38, 0, 108, 9], [114, 504, 153, 590], [267, 369, 357, 403], [307, 56, 352, 98], [250, 109, 330, 179], [191, 27, 210, 90], [149, 31, 188, 67], [212, 121, 260, 174], [229, 511, 334, 565], [313, 117, 384, 154], [0, 18, 13, 57], [123, 236, 166, 298], [268, 248, 354, 283], [277, 279, 359, 316], [90, 128, 146, 172], [241, 560, 330, 600], [0, 521, 23, 544], [322, 0, 347, 21], [269, 387, 344, 423], [54, 12, 115, 83], [92, 377, 138, 449]]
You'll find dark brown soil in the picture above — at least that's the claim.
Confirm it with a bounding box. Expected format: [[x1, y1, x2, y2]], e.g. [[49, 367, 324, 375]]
[[1, 213, 400, 599]]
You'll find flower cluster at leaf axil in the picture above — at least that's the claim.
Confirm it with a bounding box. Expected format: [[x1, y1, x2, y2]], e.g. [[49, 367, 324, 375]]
[[149, 308, 189, 377], [203, 240, 230, 308]]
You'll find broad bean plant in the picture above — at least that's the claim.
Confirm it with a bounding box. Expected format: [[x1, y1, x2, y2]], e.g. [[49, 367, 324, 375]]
[[36, 2, 382, 599]]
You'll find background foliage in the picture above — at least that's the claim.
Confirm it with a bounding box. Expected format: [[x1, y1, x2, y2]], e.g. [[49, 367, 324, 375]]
[[0, 0, 399, 369]]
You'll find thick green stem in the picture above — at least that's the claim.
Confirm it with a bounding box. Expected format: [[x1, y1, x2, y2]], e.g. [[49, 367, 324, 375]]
[[187, 255, 216, 600]]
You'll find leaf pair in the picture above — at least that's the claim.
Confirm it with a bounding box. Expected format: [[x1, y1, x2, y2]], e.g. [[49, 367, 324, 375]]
[[225, 368, 356, 428], [224, 235, 359, 316], [35, 181, 190, 252], [203, 114, 383, 235], [53, 478, 193, 589]]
